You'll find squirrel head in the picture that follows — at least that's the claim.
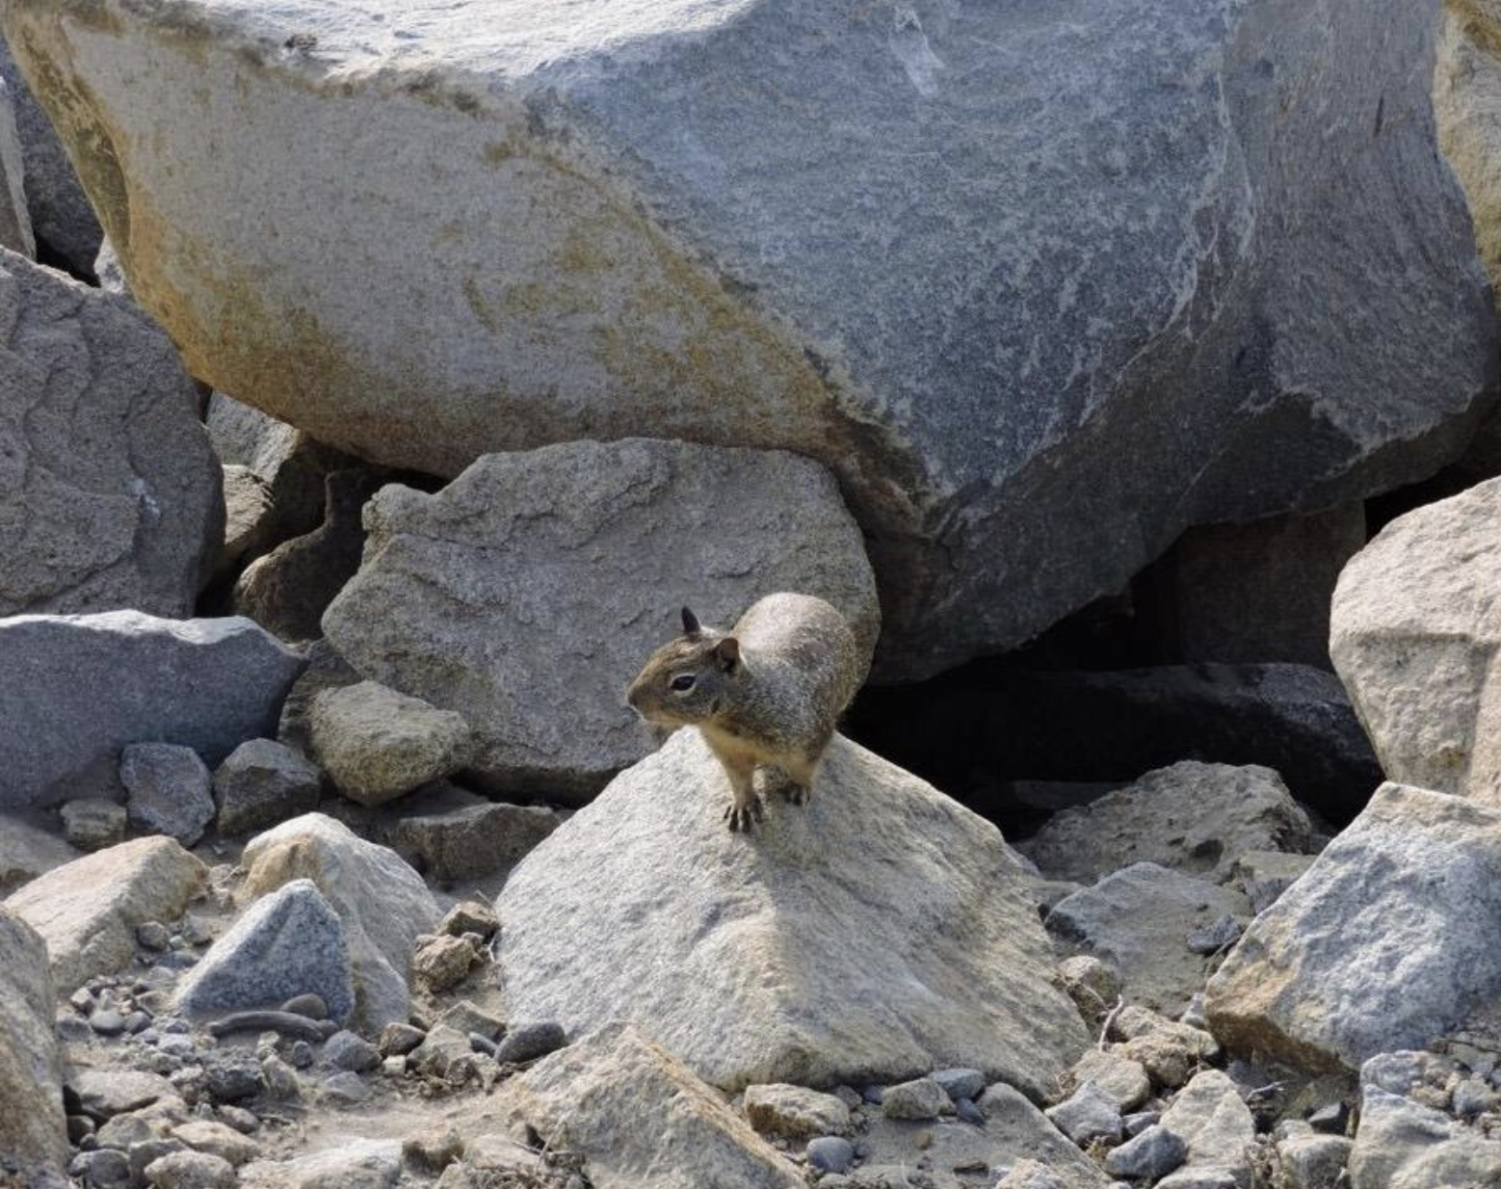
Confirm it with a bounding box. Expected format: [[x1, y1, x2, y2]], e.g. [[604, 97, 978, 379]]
[[625, 606, 742, 729]]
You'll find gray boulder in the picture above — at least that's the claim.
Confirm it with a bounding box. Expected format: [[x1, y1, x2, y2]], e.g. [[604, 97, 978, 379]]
[[0, 248, 221, 617], [1206, 784, 1501, 1071], [121, 744, 215, 847], [0, 905, 67, 1172], [211, 739, 322, 837], [241, 813, 438, 1029], [1158, 1070, 1255, 1185], [387, 787, 560, 881], [0, 813, 77, 893], [59, 797, 125, 851], [306, 681, 471, 807], [1331, 475, 1501, 806], [324, 440, 878, 800], [174, 879, 355, 1025], [0, 612, 305, 811], [1349, 1085, 1501, 1189], [4, 836, 206, 993], [0, 39, 100, 273], [5, 0, 1493, 678], [1046, 863, 1250, 1017], [1020, 762, 1315, 885], [496, 729, 1087, 1095]]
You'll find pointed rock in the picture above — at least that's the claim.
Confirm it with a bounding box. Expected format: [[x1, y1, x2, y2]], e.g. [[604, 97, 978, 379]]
[[0, 905, 67, 1172], [496, 730, 1087, 1094]]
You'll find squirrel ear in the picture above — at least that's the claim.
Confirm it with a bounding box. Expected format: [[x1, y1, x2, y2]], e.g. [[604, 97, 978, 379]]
[[716, 637, 740, 672], [681, 607, 701, 637]]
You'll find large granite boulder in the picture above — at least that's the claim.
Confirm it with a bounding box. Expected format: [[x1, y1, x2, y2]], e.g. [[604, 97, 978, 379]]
[[1331, 475, 1501, 806], [1205, 784, 1501, 1071], [4, 0, 1493, 678], [324, 439, 878, 800], [4, 835, 206, 993], [0, 247, 222, 616], [0, 905, 67, 1173], [496, 730, 1088, 1095], [0, 612, 305, 811]]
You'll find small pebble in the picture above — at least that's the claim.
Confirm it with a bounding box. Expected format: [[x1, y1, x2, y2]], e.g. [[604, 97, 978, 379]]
[[125, 1012, 153, 1034], [70, 988, 96, 1014], [881, 1077, 947, 1121], [469, 1032, 498, 1057], [378, 1022, 426, 1056], [807, 1136, 855, 1174], [1307, 1102, 1350, 1134], [290, 1040, 315, 1069], [325, 1030, 381, 1072], [205, 1057, 261, 1103], [57, 1015, 94, 1043], [322, 1070, 371, 1105], [494, 1021, 566, 1065], [159, 1017, 192, 1035], [217, 1105, 260, 1134], [1105, 1124, 1187, 1180], [382, 1055, 407, 1077], [955, 1097, 985, 1126], [861, 1085, 884, 1105], [71, 1147, 132, 1188], [90, 1010, 127, 1037], [930, 1068, 986, 1102], [136, 922, 172, 952]]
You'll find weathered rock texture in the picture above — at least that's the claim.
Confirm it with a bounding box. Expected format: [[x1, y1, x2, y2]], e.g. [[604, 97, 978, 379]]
[[325, 440, 877, 799], [496, 730, 1087, 1095], [495, 1023, 805, 1189], [0, 813, 76, 893], [0, 612, 304, 811], [1331, 475, 1501, 805], [1206, 784, 1501, 1071], [0, 247, 221, 616], [1020, 762, 1314, 885], [0, 905, 66, 1171], [4, 836, 206, 992], [4, 0, 1494, 677], [1438, 1, 1501, 312], [0, 76, 31, 256], [242, 813, 438, 1028]]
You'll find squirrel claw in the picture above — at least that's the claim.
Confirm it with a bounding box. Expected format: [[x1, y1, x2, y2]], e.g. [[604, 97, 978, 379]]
[[723, 797, 765, 833]]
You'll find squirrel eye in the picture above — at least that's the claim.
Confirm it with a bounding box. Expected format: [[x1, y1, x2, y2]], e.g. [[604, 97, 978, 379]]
[[670, 674, 696, 692]]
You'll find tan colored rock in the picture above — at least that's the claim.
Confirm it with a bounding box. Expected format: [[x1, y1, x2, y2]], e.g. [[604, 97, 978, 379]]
[[0, 905, 66, 1171], [743, 1084, 852, 1139], [497, 730, 1087, 1095], [1438, 1, 1501, 311], [0, 814, 79, 894], [494, 1022, 804, 1189], [307, 681, 471, 807], [1207, 783, 1501, 1071], [1332, 475, 1501, 805], [4, 836, 206, 992], [1069, 1048, 1151, 1112]]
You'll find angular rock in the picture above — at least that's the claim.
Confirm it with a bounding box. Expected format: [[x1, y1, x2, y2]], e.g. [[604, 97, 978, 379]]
[[233, 469, 381, 643], [744, 1084, 851, 1139], [238, 1138, 400, 1189], [1277, 1132, 1352, 1189], [0, 76, 31, 256], [0, 40, 99, 273], [947, 1083, 1111, 1184], [211, 739, 322, 837], [1109, 1006, 1220, 1091], [60, 797, 125, 851], [1159, 1069, 1255, 1183], [169, 1120, 259, 1167], [1107, 1124, 1189, 1181], [11, 0, 1496, 681], [1233, 850, 1317, 916], [1045, 1081, 1122, 1146], [388, 786, 559, 881], [0, 248, 221, 615], [494, 1022, 803, 1189], [1206, 784, 1501, 1071], [412, 933, 476, 992], [216, 465, 277, 579], [306, 681, 471, 807], [1348, 1086, 1501, 1189], [1047, 862, 1250, 1016], [493, 1020, 566, 1066], [497, 730, 1087, 1094], [0, 612, 305, 811], [174, 879, 355, 1025], [1331, 475, 1501, 805], [1069, 1049, 1151, 1113], [242, 813, 438, 1029], [0, 905, 67, 1170], [1021, 762, 1314, 885], [121, 744, 216, 847], [879, 1077, 947, 1121], [5, 836, 206, 992], [144, 1150, 237, 1189], [324, 439, 878, 798], [0, 812, 78, 892]]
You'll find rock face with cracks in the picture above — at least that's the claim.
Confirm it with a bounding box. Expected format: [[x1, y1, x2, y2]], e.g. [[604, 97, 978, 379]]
[[4, 0, 1494, 677], [495, 730, 1087, 1094], [324, 439, 877, 799]]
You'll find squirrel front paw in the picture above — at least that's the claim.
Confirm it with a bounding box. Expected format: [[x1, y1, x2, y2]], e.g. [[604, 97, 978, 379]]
[[723, 796, 765, 833]]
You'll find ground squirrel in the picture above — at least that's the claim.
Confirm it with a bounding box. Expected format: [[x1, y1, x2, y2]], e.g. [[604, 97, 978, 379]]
[[625, 592, 863, 832]]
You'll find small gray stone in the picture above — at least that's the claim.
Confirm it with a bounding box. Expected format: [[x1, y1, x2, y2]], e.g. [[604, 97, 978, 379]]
[[60, 800, 127, 852], [1307, 1102, 1350, 1135], [377, 1022, 426, 1057], [71, 1148, 132, 1188], [437, 901, 500, 939], [494, 1021, 566, 1066], [56, 1013, 92, 1042], [325, 1030, 380, 1073], [203, 1057, 260, 1104], [137, 922, 171, 952], [259, 1055, 299, 1099], [880, 1077, 948, 1121], [744, 1084, 852, 1139], [437, 1000, 505, 1040], [290, 1041, 314, 1069], [174, 880, 355, 1025], [1276, 1132, 1352, 1189], [930, 1068, 986, 1102], [211, 740, 322, 837], [1185, 915, 1243, 956], [1106, 1124, 1188, 1180], [955, 1097, 985, 1126], [391, 792, 561, 881], [90, 1010, 127, 1037], [280, 993, 328, 1020], [120, 745, 215, 848], [143, 1149, 236, 1188], [806, 1136, 855, 1174], [1045, 1080, 1123, 1146], [128, 1139, 185, 1183], [321, 1070, 371, 1105], [308, 682, 472, 807], [412, 933, 476, 992]]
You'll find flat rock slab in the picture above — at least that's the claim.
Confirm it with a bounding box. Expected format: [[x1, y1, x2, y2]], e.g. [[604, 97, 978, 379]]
[[0, 905, 66, 1170], [496, 730, 1087, 1095], [6, 0, 1493, 679], [1331, 475, 1501, 805], [1047, 862, 1250, 1017], [324, 439, 877, 799], [1020, 761, 1315, 885], [493, 1022, 804, 1189], [1206, 784, 1501, 1071], [0, 246, 221, 615], [0, 612, 305, 811], [4, 836, 206, 993]]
